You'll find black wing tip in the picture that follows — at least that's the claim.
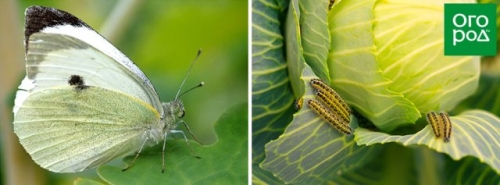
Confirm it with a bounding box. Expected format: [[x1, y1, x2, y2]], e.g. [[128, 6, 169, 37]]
[[24, 6, 91, 43]]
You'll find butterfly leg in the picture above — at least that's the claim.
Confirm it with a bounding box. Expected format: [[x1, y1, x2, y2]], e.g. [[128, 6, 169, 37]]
[[179, 120, 203, 145], [161, 131, 168, 173], [170, 129, 201, 159], [122, 137, 149, 171]]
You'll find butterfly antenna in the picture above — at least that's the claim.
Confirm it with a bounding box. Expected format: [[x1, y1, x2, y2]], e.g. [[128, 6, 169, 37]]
[[175, 49, 202, 101], [178, 82, 204, 98]]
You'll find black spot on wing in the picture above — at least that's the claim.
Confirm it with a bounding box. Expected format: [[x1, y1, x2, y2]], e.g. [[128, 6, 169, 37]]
[[68, 75, 85, 86], [24, 6, 92, 49], [68, 75, 88, 91]]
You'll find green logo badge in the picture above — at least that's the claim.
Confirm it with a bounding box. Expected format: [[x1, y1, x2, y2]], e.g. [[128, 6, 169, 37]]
[[444, 4, 496, 56]]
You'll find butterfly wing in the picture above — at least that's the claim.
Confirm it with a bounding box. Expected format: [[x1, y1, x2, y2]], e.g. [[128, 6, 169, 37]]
[[13, 6, 167, 172], [13, 85, 163, 172], [14, 6, 163, 116]]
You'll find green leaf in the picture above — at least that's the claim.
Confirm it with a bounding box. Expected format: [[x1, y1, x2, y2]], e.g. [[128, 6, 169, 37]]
[[252, 165, 285, 185], [373, 0, 480, 114], [327, 0, 480, 132], [74, 178, 105, 185], [356, 110, 500, 174], [333, 144, 417, 185], [260, 65, 382, 184], [327, 0, 421, 131], [252, 0, 295, 183], [299, 0, 331, 83], [96, 103, 248, 184], [444, 156, 500, 184], [335, 143, 500, 184], [285, 0, 306, 98]]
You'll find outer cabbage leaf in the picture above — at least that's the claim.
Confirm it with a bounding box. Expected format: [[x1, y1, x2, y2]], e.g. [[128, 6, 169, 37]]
[[252, 0, 294, 183], [355, 110, 500, 174], [332, 144, 418, 185], [261, 65, 382, 184], [299, 0, 331, 83], [444, 156, 500, 184], [285, 0, 306, 98], [333, 144, 500, 184]]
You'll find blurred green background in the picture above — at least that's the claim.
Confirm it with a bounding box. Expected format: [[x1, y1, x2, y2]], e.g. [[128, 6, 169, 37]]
[[0, 0, 247, 184]]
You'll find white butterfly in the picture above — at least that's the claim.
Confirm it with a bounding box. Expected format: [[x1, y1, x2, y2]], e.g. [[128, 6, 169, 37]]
[[13, 6, 201, 173]]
